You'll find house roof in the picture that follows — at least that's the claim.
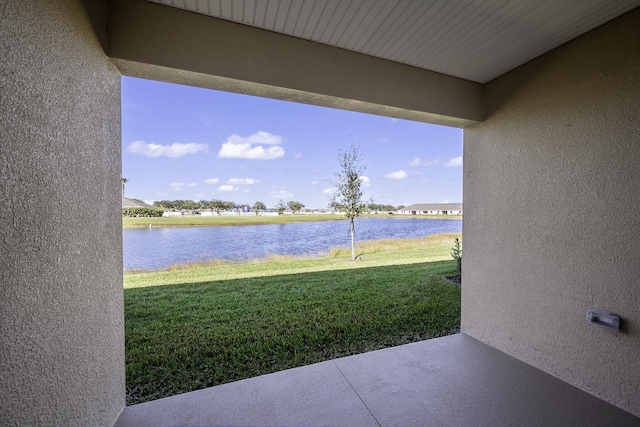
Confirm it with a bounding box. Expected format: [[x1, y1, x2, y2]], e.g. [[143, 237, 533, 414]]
[[147, 0, 640, 84], [401, 203, 463, 212], [122, 197, 152, 208]]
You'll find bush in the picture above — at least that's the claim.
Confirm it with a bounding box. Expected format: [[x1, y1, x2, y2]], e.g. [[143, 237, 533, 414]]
[[451, 238, 462, 274], [122, 207, 164, 218]]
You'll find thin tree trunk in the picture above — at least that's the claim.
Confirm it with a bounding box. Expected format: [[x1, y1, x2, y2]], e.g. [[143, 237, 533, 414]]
[[350, 219, 355, 260]]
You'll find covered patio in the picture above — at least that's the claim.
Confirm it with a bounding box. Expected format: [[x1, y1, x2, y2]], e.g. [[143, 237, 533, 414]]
[[2, 1, 639, 426], [115, 334, 638, 426]]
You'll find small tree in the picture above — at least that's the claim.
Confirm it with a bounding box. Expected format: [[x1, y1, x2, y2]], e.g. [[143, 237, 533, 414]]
[[253, 201, 266, 211], [275, 199, 287, 215], [287, 200, 305, 214], [451, 238, 462, 274], [329, 145, 371, 260]]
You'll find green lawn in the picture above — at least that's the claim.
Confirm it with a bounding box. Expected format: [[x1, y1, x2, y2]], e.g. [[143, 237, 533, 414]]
[[124, 234, 462, 405]]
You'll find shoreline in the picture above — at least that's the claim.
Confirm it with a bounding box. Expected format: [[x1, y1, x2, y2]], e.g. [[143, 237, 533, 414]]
[[124, 231, 462, 274], [122, 213, 462, 229]]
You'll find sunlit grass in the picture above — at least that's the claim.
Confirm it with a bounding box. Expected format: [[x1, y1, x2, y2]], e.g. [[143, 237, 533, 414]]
[[329, 232, 461, 257]]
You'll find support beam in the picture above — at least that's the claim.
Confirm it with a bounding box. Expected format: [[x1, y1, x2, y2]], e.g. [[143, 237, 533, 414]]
[[108, 0, 482, 128]]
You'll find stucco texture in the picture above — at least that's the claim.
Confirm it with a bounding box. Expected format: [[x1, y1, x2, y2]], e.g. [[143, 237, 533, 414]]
[[0, 1, 124, 426], [463, 8, 640, 416]]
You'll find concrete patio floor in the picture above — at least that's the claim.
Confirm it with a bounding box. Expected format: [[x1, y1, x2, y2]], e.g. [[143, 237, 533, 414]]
[[115, 333, 639, 427]]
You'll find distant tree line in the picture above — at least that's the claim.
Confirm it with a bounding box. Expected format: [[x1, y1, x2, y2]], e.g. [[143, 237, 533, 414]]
[[368, 203, 401, 213], [149, 199, 403, 213], [153, 199, 203, 210], [152, 199, 271, 212], [329, 201, 401, 213]]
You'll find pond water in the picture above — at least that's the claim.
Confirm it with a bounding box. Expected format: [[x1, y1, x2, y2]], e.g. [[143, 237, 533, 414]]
[[123, 217, 461, 270]]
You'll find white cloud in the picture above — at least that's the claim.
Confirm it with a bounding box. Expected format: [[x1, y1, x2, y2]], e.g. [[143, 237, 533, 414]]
[[219, 185, 236, 192], [294, 153, 302, 159], [230, 131, 282, 145], [409, 157, 421, 167], [188, 182, 197, 187], [322, 188, 334, 195], [227, 177, 258, 185], [445, 156, 463, 167], [269, 190, 293, 199], [217, 131, 285, 160], [218, 143, 284, 160], [205, 178, 220, 184], [310, 180, 320, 186], [383, 170, 408, 180], [127, 140, 209, 158], [360, 175, 371, 186], [195, 193, 205, 198]]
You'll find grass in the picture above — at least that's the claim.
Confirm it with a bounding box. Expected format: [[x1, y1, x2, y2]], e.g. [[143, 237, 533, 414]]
[[122, 213, 461, 229], [329, 233, 462, 257], [124, 233, 462, 405]]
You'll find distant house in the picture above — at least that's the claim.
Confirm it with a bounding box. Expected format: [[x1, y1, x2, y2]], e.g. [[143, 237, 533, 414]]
[[397, 203, 462, 215], [122, 197, 152, 209]]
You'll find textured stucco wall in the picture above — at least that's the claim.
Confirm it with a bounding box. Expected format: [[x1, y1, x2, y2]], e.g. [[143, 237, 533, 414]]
[[462, 8, 640, 416], [0, 1, 125, 426], [107, 0, 482, 129]]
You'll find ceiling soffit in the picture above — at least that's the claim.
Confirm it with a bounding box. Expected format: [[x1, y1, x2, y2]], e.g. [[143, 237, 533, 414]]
[[147, 0, 640, 83]]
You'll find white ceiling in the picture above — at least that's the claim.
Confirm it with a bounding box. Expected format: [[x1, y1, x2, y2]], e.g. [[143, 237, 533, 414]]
[[148, 0, 640, 83]]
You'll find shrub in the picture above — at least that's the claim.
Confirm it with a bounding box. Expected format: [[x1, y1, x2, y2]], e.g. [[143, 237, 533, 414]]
[[451, 238, 462, 274], [122, 207, 164, 218]]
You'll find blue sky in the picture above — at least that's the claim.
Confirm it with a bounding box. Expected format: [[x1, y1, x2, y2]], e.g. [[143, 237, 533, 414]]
[[122, 77, 462, 209]]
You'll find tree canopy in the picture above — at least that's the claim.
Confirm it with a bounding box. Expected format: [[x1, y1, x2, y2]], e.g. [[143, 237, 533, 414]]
[[287, 200, 305, 213], [368, 203, 398, 213], [153, 199, 237, 211]]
